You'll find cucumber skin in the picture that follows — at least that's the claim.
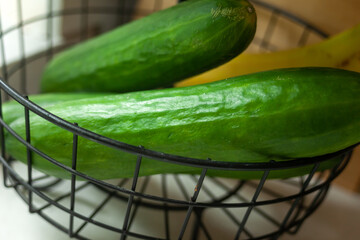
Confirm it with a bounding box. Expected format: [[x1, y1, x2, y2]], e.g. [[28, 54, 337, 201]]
[[2, 93, 112, 125], [7, 68, 360, 180], [40, 0, 256, 93]]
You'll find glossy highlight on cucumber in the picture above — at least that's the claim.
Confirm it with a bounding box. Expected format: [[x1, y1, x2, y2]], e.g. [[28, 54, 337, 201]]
[[2, 93, 112, 125]]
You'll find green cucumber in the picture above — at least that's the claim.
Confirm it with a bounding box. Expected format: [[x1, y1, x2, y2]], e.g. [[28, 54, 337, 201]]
[[2, 93, 112, 125], [40, 0, 256, 93], [7, 68, 360, 180]]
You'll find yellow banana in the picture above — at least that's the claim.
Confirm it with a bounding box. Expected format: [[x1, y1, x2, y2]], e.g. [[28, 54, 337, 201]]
[[175, 23, 360, 87]]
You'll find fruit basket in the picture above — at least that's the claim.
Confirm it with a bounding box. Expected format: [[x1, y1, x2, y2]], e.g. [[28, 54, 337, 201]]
[[0, 0, 358, 239]]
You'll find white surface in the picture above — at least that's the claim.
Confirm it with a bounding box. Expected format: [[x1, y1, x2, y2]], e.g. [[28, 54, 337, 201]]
[[1, 165, 360, 240], [0, 0, 63, 65]]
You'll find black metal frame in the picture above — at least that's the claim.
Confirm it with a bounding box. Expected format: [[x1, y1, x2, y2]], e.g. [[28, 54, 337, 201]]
[[0, 0, 358, 239]]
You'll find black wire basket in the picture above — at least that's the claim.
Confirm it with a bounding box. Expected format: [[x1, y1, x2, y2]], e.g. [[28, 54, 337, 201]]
[[0, 0, 358, 239]]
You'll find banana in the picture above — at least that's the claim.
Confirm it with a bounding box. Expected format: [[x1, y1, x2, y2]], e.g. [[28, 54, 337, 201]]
[[175, 23, 360, 87]]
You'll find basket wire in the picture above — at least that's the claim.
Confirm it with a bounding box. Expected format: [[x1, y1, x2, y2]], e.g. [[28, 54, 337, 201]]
[[0, 0, 357, 239]]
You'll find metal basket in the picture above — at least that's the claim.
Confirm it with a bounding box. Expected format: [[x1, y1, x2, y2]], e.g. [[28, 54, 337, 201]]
[[0, 0, 357, 239]]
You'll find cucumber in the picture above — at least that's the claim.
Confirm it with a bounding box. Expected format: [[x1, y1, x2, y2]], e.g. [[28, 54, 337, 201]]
[[7, 68, 360, 180], [40, 0, 256, 93], [1, 93, 112, 125]]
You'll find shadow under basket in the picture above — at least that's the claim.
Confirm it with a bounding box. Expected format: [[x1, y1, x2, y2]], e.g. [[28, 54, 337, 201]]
[[0, 0, 358, 239]]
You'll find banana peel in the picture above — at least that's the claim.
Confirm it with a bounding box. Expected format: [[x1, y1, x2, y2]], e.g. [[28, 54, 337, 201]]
[[175, 23, 360, 87]]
